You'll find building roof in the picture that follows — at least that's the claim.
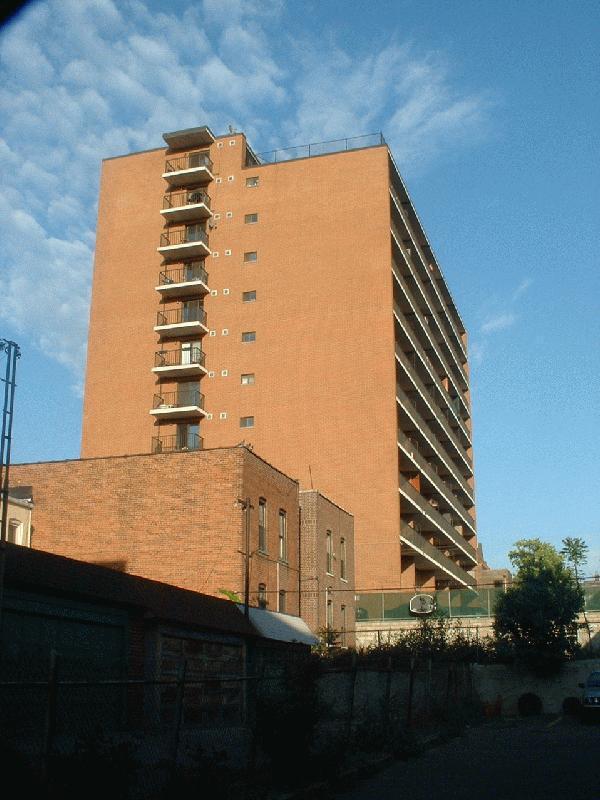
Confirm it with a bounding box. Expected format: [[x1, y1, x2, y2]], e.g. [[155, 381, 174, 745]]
[[4, 544, 256, 638], [238, 605, 319, 645]]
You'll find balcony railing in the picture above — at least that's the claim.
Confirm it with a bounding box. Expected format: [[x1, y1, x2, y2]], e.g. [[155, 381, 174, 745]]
[[154, 347, 205, 369], [163, 190, 211, 210], [164, 152, 213, 173], [156, 305, 207, 327], [153, 390, 204, 410], [400, 523, 475, 588], [159, 264, 209, 287], [151, 433, 203, 454], [159, 227, 208, 248]]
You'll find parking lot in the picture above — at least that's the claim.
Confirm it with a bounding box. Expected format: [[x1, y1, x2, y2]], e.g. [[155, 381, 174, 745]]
[[333, 715, 600, 800]]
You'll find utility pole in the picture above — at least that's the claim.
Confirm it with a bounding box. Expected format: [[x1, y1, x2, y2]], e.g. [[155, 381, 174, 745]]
[[237, 497, 253, 620], [0, 338, 21, 637]]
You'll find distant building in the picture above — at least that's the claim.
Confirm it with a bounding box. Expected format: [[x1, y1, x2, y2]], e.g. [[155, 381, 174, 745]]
[[0, 487, 33, 547]]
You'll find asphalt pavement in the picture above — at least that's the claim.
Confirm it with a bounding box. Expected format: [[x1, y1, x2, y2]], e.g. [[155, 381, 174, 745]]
[[332, 715, 600, 800]]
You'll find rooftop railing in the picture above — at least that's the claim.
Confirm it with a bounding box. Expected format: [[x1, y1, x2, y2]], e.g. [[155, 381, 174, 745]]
[[164, 152, 213, 173], [163, 190, 211, 209], [154, 347, 205, 368], [153, 390, 204, 410], [156, 305, 207, 327], [159, 227, 208, 248], [252, 132, 385, 164], [159, 264, 208, 287], [152, 433, 202, 453]]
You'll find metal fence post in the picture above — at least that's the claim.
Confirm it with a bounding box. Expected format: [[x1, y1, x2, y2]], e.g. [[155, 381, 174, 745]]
[[42, 650, 58, 784], [406, 655, 415, 728], [170, 659, 187, 780], [345, 651, 357, 742], [384, 655, 393, 728]]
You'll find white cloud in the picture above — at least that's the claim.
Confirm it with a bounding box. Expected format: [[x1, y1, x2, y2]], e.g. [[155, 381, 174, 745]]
[[512, 277, 533, 301], [480, 313, 516, 334], [0, 0, 491, 386]]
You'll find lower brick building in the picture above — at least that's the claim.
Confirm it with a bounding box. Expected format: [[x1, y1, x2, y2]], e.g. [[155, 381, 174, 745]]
[[10, 445, 355, 637]]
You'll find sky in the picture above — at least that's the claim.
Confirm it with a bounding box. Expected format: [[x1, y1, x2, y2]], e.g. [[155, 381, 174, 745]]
[[0, 0, 598, 573]]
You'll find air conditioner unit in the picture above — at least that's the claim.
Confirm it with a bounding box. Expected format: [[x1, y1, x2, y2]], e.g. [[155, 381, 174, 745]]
[[187, 191, 204, 204]]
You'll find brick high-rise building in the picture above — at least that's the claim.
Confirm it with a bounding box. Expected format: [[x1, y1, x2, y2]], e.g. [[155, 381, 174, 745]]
[[82, 125, 477, 595]]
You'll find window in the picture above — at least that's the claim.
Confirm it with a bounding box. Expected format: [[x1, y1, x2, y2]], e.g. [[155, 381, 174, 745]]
[[278, 510, 287, 561], [243, 251, 257, 263], [340, 537, 347, 580], [341, 605, 347, 646], [326, 599, 334, 630], [278, 590, 286, 613], [242, 290, 256, 302], [241, 373, 255, 385], [258, 583, 267, 609], [244, 213, 258, 224], [258, 498, 267, 552], [241, 331, 256, 342], [246, 176, 259, 187], [240, 416, 254, 428], [326, 530, 333, 575], [7, 519, 22, 545]]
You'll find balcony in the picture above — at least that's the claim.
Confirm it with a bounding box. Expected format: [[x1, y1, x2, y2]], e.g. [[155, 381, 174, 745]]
[[398, 475, 477, 567], [150, 389, 206, 420], [154, 304, 208, 338], [158, 225, 210, 260], [151, 433, 203, 454], [161, 190, 211, 223], [400, 523, 475, 588], [156, 264, 209, 299], [152, 346, 206, 377], [162, 152, 213, 187]]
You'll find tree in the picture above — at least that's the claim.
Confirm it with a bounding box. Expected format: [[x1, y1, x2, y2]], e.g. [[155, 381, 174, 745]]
[[494, 538, 584, 675], [561, 536, 591, 643]]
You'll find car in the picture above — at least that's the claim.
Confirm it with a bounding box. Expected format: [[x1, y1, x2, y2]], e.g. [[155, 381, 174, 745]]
[[579, 671, 600, 721]]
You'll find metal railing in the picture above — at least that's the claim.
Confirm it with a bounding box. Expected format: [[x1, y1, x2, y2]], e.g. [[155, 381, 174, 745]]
[[164, 152, 213, 173], [159, 227, 208, 248], [253, 132, 385, 164], [398, 475, 477, 564], [153, 390, 204, 410], [156, 305, 207, 327], [151, 433, 203, 453], [154, 347, 205, 368], [162, 190, 211, 209], [400, 523, 476, 588], [159, 264, 208, 287]]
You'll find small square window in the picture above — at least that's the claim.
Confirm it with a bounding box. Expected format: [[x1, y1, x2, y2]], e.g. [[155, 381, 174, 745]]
[[222, 329, 229, 335], [243, 290, 256, 302], [223, 288, 230, 295], [241, 373, 255, 385], [221, 369, 228, 377], [208, 370, 216, 377], [210, 289, 218, 296], [241, 331, 256, 342], [229, 139, 236, 146], [215, 177, 222, 184], [227, 175, 234, 182], [226, 211, 233, 218], [213, 213, 221, 220], [244, 251, 257, 263], [240, 416, 254, 428], [209, 330, 216, 337], [246, 176, 259, 188], [225, 249, 232, 256], [245, 213, 258, 224], [220, 411, 227, 419]]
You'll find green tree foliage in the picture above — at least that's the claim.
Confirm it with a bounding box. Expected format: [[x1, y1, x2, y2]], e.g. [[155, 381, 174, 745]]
[[494, 538, 584, 675], [560, 537, 589, 581]]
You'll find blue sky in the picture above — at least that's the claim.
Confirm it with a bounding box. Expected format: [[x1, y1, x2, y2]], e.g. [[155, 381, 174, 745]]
[[0, 0, 598, 573]]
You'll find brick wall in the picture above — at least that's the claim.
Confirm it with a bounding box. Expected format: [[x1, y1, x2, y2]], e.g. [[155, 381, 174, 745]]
[[300, 490, 355, 645], [11, 446, 300, 614]]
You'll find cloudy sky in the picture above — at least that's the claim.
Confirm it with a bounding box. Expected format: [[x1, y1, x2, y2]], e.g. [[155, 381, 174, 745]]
[[1, 0, 598, 572]]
